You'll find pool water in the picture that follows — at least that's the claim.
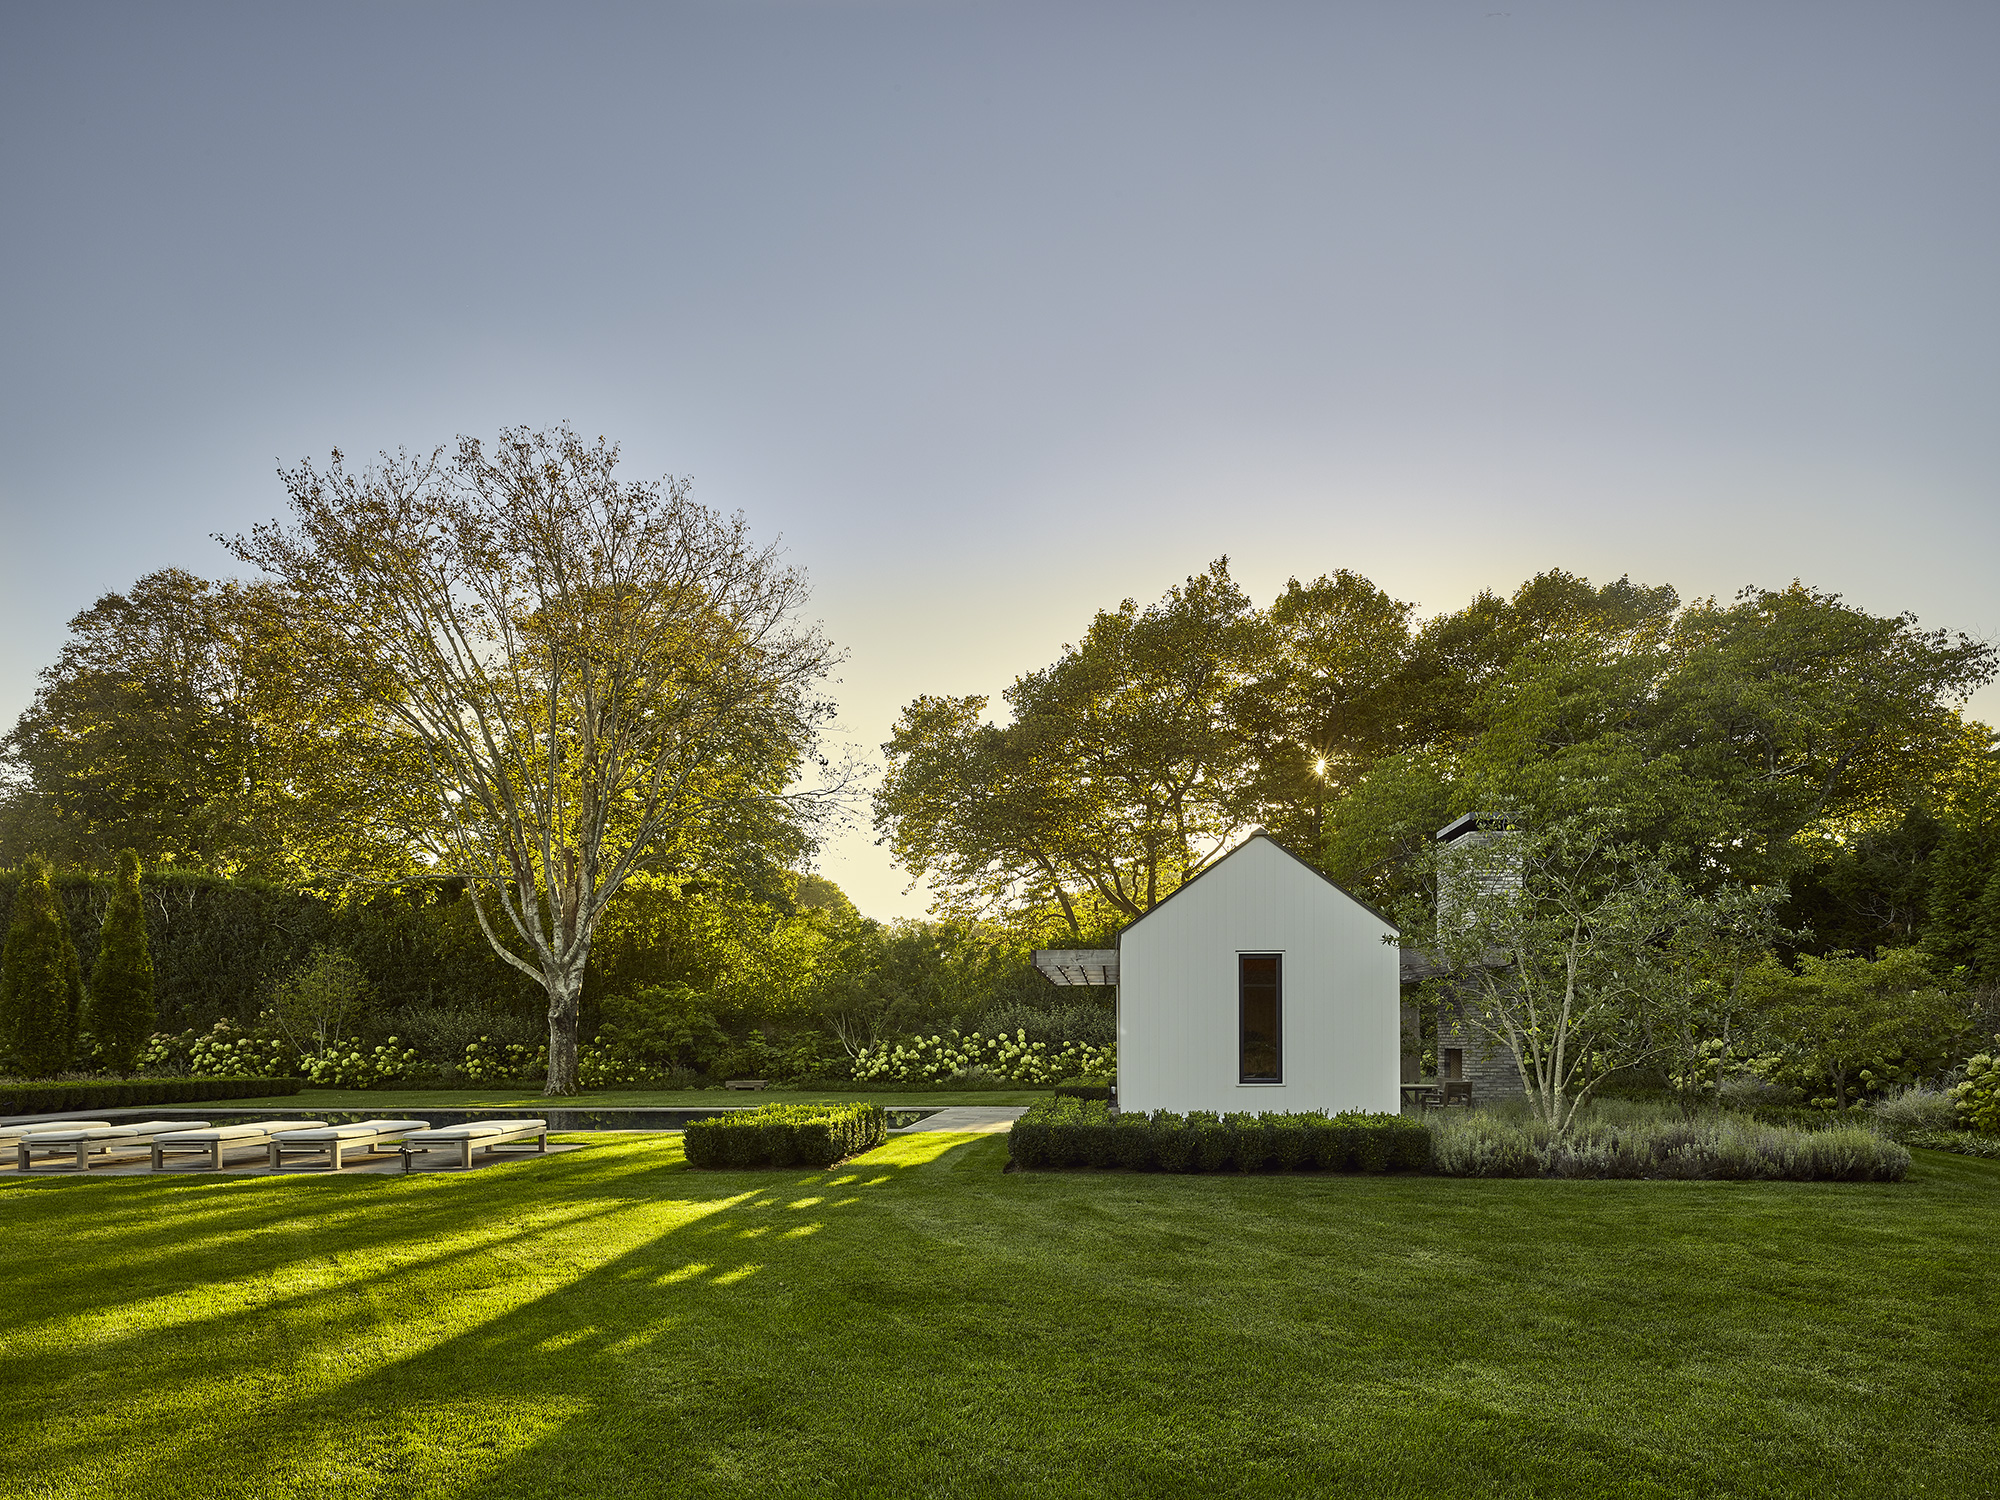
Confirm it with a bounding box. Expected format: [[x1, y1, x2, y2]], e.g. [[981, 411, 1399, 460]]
[[83, 1107, 940, 1132]]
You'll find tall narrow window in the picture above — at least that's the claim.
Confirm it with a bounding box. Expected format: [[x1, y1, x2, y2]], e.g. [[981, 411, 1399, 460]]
[[1239, 954, 1281, 1083]]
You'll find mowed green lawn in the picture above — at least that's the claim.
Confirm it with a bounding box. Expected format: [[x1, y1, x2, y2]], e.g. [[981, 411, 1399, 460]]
[[1, 1136, 1995, 1500]]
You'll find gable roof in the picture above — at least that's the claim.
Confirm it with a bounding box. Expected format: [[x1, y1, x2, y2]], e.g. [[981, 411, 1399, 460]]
[[1116, 829, 1399, 943]]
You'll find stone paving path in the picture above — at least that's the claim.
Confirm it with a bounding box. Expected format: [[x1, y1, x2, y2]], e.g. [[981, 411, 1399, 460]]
[[895, 1106, 1027, 1135]]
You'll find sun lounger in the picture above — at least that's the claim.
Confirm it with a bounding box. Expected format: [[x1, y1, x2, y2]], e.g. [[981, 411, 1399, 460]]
[[268, 1119, 431, 1170], [150, 1120, 321, 1171], [395, 1119, 549, 1170], [17, 1121, 214, 1171], [0, 1121, 113, 1158]]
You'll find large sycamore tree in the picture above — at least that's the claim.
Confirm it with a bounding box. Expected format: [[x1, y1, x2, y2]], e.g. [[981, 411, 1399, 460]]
[[232, 425, 838, 1094]]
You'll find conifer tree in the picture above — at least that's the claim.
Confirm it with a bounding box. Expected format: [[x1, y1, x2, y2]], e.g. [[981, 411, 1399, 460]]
[[1926, 823, 1997, 971], [0, 855, 82, 1076], [87, 849, 154, 1074], [1974, 869, 2000, 986]]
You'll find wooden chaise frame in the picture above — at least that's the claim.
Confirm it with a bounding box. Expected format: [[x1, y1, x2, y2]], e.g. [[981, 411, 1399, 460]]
[[267, 1120, 432, 1170], [18, 1122, 215, 1172], [395, 1120, 550, 1171]]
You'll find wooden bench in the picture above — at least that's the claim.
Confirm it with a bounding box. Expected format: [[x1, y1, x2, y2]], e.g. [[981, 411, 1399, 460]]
[[268, 1120, 432, 1170], [18, 1121, 213, 1172], [395, 1119, 549, 1171], [151, 1121, 321, 1171]]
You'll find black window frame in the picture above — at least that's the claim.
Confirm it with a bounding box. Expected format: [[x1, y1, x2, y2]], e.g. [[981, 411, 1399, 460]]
[[1238, 952, 1282, 1084]]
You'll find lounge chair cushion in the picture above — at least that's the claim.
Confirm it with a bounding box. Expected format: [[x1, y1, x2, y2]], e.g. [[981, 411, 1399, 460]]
[[25, 1121, 212, 1143], [271, 1120, 429, 1142], [1, 1121, 113, 1141], [402, 1119, 547, 1141], [157, 1121, 319, 1143]]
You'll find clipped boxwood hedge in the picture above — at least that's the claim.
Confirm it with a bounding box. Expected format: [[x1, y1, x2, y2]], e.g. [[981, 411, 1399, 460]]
[[0, 1076, 304, 1116], [1009, 1096, 1431, 1173], [1054, 1077, 1113, 1102], [683, 1102, 886, 1169]]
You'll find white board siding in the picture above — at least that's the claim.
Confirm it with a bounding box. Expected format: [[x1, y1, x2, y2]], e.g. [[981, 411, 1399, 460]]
[[1117, 836, 1400, 1116]]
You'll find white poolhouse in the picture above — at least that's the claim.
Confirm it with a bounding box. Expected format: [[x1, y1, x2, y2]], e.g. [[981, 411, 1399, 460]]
[[1035, 831, 1402, 1115]]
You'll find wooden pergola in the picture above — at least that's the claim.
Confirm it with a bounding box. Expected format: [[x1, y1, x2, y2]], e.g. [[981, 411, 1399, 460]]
[[1031, 949, 1118, 986]]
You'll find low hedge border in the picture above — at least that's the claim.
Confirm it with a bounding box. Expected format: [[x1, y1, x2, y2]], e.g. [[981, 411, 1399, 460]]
[[1904, 1129, 2000, 1161], [683, 1102, 887, 1169], [1009, 1097, 1430, 1173], [1054, 1081, 1113, 1102], [0, 1076, 304, 1116], [815, 1079, 1037, 1094]]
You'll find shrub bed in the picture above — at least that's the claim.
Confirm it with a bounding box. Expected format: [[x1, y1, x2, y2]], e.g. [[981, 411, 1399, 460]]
[[1903, 1129, 2000, 1161], [1428, 1110, 1909, 1181], [1008, 1097, 1430, 1173], [682, 1103, 886, 1169], [808, 1078, 1034, 1094], [1954, 1037, 1999, 1133], [0, 1076, 303, 1115], [852, 1030, 1114, 1087]]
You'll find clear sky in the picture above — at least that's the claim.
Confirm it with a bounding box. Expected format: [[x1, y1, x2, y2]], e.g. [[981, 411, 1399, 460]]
[[3, 1, 1996, 920]]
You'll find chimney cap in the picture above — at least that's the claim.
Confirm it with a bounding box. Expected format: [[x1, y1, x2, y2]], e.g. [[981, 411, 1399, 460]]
[[1436, 812, 1519, 844]]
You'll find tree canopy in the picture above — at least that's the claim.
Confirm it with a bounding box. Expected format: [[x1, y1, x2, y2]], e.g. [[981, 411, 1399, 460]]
[[228, 424, 841, 1093], [878, 563, 1996, 949], [876, 560, 1266, 934], [0, 569, 416, 878]]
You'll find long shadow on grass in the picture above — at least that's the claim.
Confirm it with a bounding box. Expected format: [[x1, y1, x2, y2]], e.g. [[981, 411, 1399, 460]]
[[11, 1142, 1999, 1499], [0, 1132, 988, 1500], [0, 1136, 704, 1300]]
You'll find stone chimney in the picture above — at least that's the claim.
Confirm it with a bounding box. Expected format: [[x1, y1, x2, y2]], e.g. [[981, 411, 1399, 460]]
[[1435, 813, 1520, 931]]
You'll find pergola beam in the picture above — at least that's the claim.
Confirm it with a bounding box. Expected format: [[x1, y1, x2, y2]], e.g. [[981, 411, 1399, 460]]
[[1031, 949, 1118, 986]]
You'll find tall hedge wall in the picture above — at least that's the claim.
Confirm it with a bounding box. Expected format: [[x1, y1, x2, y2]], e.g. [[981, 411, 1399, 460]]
[[0, 1075, 304, 1115], [0, 870, 543, 1035]]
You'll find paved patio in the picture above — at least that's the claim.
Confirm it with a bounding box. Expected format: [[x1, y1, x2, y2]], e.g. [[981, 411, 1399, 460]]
[[0, 1104, 1026, 1182], [896, 1105, 1027, 1134], [2, 1140, 590, 1181]]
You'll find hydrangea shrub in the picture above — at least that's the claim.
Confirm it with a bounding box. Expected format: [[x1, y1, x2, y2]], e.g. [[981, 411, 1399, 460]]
[[852, 1029, 1113, 1087]]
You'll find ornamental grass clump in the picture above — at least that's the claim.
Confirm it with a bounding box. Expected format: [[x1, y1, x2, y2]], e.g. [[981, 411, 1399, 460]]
[[1426, 1108, 1909, 1181], [1866, 1085, 1962, 1139], [1902, 1129, 2000, 1160], [682, 1102, 886, 1169], [1007, 1097, 1430, 1173]]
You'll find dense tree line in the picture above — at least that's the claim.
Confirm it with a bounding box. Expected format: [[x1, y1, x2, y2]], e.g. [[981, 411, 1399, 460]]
[[7, 527, 1998, 1098], [875, 559, 2000, 1115], [876, 560, 1997, 953]]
